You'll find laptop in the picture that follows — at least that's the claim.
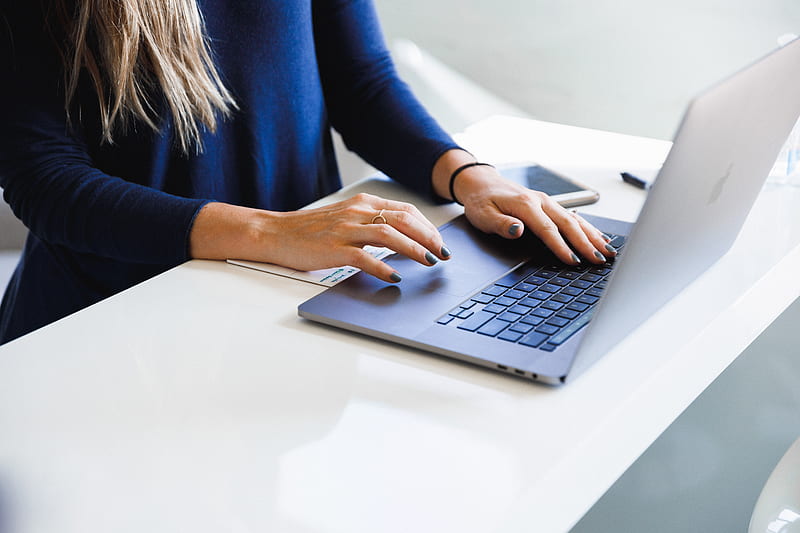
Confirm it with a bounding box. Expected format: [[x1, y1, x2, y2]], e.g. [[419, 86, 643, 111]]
[[299, 38, 800, 385]]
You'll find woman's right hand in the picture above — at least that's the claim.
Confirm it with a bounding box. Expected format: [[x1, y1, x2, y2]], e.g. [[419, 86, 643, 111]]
[[189, 193, 452, 283]]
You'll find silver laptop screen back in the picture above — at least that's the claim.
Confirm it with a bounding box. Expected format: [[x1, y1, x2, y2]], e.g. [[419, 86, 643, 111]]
[[569, 38, 800, 378]]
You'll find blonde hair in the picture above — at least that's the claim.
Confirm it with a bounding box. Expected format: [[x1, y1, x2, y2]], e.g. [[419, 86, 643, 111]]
[[58, 0, 236, 153]]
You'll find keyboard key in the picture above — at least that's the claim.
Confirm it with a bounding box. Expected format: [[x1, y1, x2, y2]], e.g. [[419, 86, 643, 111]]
[[437, 315, 454, 325], [510, 322, 534, 334], [541, 301, 564, 311], [535, 324, 560, 335], [550, 277, 569, 286], [525, 275, 547, 285], [540, 284, 560, 293], [566, 302, 590, 312], [497, 312, 520, 322], [569, 280, 592, 289], [549, 309, 595, 345], [551, 293, 573, 304], [519, 332, 549, 348], [520, 297, 543, 307], [561, 287, 583, 297], [483, 304, 506, 314], [547, 317, 571, 327], [471, 293, 494, 304], [457, 311, 494, 331], [520, 315, 545, 326], [495, 268, 536, 288], [539, 343, 558, 352], [532, 308, 554, 318], [509, 304, 533, 315], [530, 291, 551, 300], [477, 318, 509, 337], [455, 309, 474, 319], [460, 301, 477, 310], [576, 294, 599, 305], [586, 287, 604, 298], [610, 235, 626, 248], [556, 309, 580, 320], [483, 285, 506, 297], [504, 289, 526, 300], [493, 296, 517, 307], [498, 330, 524, 342], [590, 267, 612, 276], [536, 270, 557, 279], [580, 273, 602, 282], [559, 271, 580, 280], [515, 282, 536, 292]]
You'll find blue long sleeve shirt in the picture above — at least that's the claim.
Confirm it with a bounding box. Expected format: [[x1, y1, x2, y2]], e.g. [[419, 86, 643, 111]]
[[0, 0, 459, 344]]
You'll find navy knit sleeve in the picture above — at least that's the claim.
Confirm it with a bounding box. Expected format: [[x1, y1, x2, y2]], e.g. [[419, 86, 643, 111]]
[[311, 0, 461, 199], [0, 5, 207, 265]]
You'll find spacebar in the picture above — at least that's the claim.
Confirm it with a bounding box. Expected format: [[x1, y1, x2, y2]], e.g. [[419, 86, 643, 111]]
[[549, 309, 595, 345]]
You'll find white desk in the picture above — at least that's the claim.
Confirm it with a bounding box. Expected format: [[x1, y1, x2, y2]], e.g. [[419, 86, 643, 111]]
[[1, 116, 799, 533]]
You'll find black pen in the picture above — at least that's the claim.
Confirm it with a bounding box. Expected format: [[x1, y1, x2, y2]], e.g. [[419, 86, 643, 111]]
[[620, 172, 650, 190]]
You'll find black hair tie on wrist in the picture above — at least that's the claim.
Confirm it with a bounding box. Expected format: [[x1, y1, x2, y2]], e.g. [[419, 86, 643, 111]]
[[448, 162, 495, 206]]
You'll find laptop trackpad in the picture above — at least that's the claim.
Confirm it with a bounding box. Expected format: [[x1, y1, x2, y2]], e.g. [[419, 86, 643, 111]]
[[383, 215, 556, 299], [300, 215, 563, 340]]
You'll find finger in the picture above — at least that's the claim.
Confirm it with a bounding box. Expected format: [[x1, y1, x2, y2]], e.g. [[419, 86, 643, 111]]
[[571, 211, 617, 258], [379, 198, 438, 231], [470, 194, 601, 265], [344, 247, 403, 283], [540, 202, 608, 264], [362, 196, 438, 234], [377, 207, 452, 261], [351, 195, 452, 260], [478, 192, 582, 265], [523, 207, 586, 265], [359, 222, 442, 267], [467, 206, 526, 239], [464, 196, 579, 264]]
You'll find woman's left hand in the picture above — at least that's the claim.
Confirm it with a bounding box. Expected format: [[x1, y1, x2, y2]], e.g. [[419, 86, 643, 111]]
[[432, 150, 616, 265]]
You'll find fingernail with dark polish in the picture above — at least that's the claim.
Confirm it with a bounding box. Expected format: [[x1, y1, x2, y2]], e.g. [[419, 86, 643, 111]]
[[604, 243, 617, 254], [509, 224, 522, 237], [593, 250, 606, 261], [602, 233, 612, 243], [441, 245, 452, 258], [425, 251, 438, 265], [390, 272, 402, 283], [571, 253, 581, 264]]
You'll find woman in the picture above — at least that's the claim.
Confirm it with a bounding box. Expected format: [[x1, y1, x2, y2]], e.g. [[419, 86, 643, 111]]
[[0, 0, 614, 344]]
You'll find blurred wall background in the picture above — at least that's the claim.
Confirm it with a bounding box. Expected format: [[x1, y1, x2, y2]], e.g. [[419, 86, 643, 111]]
[[374, 0, 800, 140]]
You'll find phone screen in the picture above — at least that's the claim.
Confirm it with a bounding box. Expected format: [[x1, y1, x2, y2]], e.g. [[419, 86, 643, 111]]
[[499, 165, 585, 195]]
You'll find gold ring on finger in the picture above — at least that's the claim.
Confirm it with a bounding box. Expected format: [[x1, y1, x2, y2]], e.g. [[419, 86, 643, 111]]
[[371, 209, 388, 225]]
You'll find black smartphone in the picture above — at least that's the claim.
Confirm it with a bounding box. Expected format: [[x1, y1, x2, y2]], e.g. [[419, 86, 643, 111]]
[[498, 164, 599, 208]]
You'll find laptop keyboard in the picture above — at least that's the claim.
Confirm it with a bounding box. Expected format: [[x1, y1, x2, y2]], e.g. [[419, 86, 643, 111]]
[[436, 234, 626, 352]]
